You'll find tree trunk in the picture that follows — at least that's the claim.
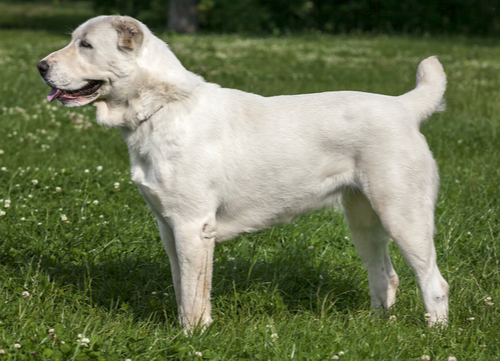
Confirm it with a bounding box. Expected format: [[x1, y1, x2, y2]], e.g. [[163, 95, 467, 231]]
[[168, 0, 199, 33]]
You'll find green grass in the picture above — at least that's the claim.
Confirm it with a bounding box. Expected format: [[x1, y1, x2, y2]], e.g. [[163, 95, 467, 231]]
[[0, 28, 499, 360]]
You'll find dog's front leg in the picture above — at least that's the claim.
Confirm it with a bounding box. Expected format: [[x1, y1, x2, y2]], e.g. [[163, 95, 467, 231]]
[[156, 218, 183, 312], [171, 219, 216, 329]]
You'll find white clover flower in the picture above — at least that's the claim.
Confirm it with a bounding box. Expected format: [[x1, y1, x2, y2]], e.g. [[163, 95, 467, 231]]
[[22, 291, 30, 299], [448, 356, 457, 361], [424, 313, 431, 321], [0, 149, 4, 155], [4, 200, 10, 208], [96, 166, 103, 172], [77, 334, 90, 347], [338, 351, 345, 356], [114, 182, 120, 189], [1, 167, 6, 172], [48, 329, 55, 334], [61, 214, 67, 222], [228, 257, 235, 263], [466, 317, 475, 322], [270, 333, 278, 341], [20, 217, 25, 221], [421, 356, 430, 361], [93, 200, 99, 205], [84, 169, 89, 173], [14, 343, 21, 349], [332, 356, 339, 360], [194, 352, 203, 357], [0, 210, 5, 217], [32, 179, 38, 185], [389, 315, 397, 322], [0, 349, 4, 354], [55, 187, 61, 192]]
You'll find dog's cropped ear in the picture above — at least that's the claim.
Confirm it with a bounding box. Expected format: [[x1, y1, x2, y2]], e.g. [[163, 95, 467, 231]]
[[112, 17, 144, 51]]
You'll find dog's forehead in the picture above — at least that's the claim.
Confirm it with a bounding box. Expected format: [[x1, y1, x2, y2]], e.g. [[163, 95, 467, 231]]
[[72, 16, 114, 40]]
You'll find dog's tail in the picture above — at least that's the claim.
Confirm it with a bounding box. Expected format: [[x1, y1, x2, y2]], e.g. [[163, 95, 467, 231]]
[[399, 56, 446, 126]]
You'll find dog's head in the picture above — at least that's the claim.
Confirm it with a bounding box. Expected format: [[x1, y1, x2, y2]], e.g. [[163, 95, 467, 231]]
[[38, 16, 202, 128], [38, 16, 144, 108]]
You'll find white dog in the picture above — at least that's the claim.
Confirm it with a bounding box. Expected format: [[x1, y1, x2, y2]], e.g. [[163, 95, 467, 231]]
[[38, 16, 449, 328]]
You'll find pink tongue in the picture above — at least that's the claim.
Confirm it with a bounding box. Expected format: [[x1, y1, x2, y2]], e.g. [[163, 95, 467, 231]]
[[47, 88, 62, 102]]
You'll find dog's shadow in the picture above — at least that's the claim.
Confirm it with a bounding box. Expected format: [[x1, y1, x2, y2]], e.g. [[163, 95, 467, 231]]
[[210, 236, 368, 320], [17, 232, 367, 324]]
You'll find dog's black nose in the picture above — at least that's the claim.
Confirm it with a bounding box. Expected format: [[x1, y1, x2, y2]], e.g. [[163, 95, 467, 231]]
[[37, 60, 50, 75]]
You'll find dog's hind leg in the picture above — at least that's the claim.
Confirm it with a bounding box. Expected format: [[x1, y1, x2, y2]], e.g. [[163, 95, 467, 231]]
[[376, 201, 449, 326], [355, 163, 449, 325], [342, 190, 400, 311]]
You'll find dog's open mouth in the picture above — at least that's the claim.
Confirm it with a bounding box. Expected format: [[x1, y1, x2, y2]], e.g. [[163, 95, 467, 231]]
[[47, 80, 103, 102]]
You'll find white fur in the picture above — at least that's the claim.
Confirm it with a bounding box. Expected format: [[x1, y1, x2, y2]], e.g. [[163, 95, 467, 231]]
[[40, 16, 449, 328]]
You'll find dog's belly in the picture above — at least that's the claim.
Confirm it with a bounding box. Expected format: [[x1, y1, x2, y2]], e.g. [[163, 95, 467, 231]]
[[212, 163, 356, 242], [214, 188, 344, 242]]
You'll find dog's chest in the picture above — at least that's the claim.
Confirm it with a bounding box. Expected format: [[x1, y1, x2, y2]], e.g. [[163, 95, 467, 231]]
[[129, 153, 177, 217], [125, 132, 185, 217]]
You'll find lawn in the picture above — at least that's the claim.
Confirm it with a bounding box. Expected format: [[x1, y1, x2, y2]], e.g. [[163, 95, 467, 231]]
[[0, 18, 500, 361]]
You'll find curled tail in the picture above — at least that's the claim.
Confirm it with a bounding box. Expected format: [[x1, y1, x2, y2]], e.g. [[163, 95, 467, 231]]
[[400, 56, 447, 126]]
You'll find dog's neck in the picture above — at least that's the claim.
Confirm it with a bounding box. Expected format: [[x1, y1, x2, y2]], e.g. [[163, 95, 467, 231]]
[[93, 70, 203, 129], [93, 84, 194, 129], [137, 104, 164, 126]]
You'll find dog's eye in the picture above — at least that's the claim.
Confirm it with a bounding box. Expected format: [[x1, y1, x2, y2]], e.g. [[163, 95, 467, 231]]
[[80, 40, 93, 49]]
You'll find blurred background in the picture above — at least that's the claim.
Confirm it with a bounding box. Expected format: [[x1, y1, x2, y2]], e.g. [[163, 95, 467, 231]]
[[0, 0, 499, 36]]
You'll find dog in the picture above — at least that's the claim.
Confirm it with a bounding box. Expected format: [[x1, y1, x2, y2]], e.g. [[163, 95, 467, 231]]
[[38, 15, 449, 329]]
